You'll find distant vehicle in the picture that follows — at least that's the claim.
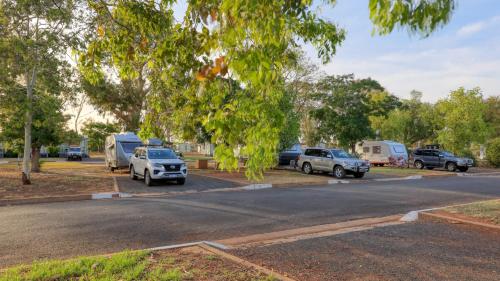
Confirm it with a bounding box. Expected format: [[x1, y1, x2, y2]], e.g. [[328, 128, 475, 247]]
[[129, 146, 187, 186], [356, 140, 408, 167], [105, 133, 143, 171], [297, 147, 370, 179], [278, 144, 302, 166], [411, 149, 473, 172], [67, 147, 83, 161]]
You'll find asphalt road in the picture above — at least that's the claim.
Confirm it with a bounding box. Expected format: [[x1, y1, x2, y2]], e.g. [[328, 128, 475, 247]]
[[232, 221, 500, 281], [0, 176, 499, 267]]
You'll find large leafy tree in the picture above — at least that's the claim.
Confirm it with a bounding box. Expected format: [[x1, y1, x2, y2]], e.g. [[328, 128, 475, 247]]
[[0, 91, 68, 172], [435, 87, 490, 155], [79, 0, 456, 179], [0, 0, 79, 183], [310, 75, 396, 152], [484, 96, 500, 138]]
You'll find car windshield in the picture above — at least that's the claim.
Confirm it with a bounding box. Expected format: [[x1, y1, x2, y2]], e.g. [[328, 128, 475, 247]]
[[69, 147, 80, 152], [148, 149, 177, 159], [442, 151, 455, 157], [331, 149, 353, 159], [121, 142, 142, 153]]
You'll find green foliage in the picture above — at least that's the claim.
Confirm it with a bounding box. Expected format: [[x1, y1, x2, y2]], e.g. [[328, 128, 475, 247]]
[[484, 96, 500, 138], [486, 138, 500, 167], [435, 87, 490, 155], [81, 121, 120, 151], [278, 90, 301, 151], [79, 0, 454, 179], [0, 90, 68, 149], [369, 0, 456, 37], [372, 91, 437, 147], [311, 75, 397, 151]]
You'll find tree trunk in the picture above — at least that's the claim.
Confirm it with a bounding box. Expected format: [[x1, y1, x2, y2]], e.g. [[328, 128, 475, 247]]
[[350, 143, 356, 154], [22, 69, 36, 185], [31, 147, 41, 173]]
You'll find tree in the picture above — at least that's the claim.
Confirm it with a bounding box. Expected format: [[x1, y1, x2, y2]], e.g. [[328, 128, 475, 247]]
[[311, 75, 387, 152], [372, 91, 436, 147], [81, 121, 119, 152], [0, 91, 68, 172], [435, 88, 490, 155], [79, 0, 456, 179], [486, 137, 500, 167], [484, 96, 500, 138], [0, 0, 79, 183]]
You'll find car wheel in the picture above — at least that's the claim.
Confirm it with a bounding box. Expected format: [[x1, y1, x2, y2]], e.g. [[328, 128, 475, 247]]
[[353, 172, 365, 178], [303, 162, 313, 174], [414, 160, 424, 169], [446, 162, 457, 172], [144, 170, 153, 186], [130, 165, 137, 180], [177, 178, 186, 185], [458, 166, 468, 172], [333, 165, 346, 179]]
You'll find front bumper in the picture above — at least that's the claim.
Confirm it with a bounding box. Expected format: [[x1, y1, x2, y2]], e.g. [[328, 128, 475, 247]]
[[151, 169, 188, 180], [345, 165, 370, 173]]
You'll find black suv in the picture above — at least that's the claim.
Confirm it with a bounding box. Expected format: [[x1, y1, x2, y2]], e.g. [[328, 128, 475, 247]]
[[412, 149, 473, 172]]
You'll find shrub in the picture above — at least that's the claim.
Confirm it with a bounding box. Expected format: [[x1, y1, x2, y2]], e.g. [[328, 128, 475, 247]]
[[486, 138, 500, 167]]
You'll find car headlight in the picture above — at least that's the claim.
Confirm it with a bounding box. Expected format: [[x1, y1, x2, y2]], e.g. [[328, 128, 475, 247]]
[[181, 163, 187, 169], [153, 163, 164, 168]]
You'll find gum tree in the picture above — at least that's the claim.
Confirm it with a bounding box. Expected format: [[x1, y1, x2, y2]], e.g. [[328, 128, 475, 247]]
[[79, 0, 455, 179], [0, 0, 78, 183]]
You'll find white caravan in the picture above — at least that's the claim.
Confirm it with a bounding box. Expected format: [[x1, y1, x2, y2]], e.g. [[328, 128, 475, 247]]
[[356, 140, 408, 166], [105, 133, 143, 171]]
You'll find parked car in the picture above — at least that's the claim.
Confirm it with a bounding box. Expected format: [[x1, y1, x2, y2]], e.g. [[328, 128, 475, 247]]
[[278, 144, 302, 166], [297, 147, 370, 178], [411, 149, 473, 172], [355, 140, 408, 167], [105, 133, 143, 171], [67, 147, 83, 161], [129, 146, 187, 186]]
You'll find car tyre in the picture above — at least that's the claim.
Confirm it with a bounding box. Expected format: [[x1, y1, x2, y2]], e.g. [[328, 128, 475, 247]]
[[333, 165, 346, 179], [177, 178, 186, 185], [303, 162, 313, 174], [446, 162, 457, 172], [130, 165, 138, 180], [353, 172, 365, 178], [414, 160, 424, 169], [458, 166, 468, 172], [144, 170, 153, 186]]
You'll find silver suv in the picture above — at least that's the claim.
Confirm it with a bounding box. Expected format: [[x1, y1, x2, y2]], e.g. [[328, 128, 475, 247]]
[[129, 147, 187, 186], [412, 149, 473, 172], [67, 147, 82, 161], [297, 148, 370, 178]]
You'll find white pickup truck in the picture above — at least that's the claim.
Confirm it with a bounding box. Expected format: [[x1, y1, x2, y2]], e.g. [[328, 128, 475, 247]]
[[129, 146, 187, 186]]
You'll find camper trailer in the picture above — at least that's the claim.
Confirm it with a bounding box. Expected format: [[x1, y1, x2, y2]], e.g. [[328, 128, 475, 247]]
[[356, 140, 408, 166], [105, 133, 143, 171]]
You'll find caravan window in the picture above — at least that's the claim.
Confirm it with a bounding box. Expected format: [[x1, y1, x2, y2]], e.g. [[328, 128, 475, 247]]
[[372, 146, 381, 154], [121, 142, 142, 153], [393, 145, 406, 153]]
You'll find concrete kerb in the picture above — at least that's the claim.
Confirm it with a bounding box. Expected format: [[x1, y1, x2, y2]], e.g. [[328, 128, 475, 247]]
[[147, 241, 296, 281]]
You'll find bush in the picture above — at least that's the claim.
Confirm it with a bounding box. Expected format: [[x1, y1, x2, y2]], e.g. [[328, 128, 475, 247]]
[[486, 138, 500, 167]]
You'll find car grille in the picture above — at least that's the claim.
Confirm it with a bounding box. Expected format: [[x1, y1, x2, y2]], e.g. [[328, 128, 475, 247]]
[[163, 164, 181, 172]]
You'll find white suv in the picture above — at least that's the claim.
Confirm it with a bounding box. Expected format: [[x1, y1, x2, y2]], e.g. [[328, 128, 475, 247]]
[[129, 147, 187, 186]]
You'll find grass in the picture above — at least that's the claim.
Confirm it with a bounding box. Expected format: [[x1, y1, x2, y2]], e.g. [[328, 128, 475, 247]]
[[370, 167, 445, 176], [0, 248, 278, 281], [444, 199, 500, 225]]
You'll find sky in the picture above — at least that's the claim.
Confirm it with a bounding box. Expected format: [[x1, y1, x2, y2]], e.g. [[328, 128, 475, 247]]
[[302, 0, 500, 102], [72, 0, 500, 129]]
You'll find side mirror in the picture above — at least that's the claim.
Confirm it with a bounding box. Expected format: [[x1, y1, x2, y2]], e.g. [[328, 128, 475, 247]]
[[326, 154, 333, 159]]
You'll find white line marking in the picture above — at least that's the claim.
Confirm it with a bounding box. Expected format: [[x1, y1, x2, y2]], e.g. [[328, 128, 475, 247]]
[[374, 175, 422, 182], [148, 241, 229, 251], [328, 179, 350, 184], [241, 184, 273, 190]]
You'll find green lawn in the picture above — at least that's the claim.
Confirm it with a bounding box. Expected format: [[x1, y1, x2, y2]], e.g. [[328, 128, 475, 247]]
[[444, 199, 500, 225], [370, 167, 445, 176], [0, 249, 277, 281]]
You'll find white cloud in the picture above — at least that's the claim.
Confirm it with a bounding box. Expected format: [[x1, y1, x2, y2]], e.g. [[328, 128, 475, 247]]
[[457, 15, 500, 36]]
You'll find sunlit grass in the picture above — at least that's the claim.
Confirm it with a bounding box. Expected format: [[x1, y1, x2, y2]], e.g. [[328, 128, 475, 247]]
[[444, 199, 500, 224]]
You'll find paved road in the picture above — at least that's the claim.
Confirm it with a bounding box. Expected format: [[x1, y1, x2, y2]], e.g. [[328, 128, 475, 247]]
[[0, 176, 499, 267], [231, 221, 500, 281]]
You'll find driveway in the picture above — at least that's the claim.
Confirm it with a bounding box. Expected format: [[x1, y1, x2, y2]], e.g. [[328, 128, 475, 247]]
[[0, 176, 499, 267], [116, 173, 241, 194], [230, 221, 500, 281]]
